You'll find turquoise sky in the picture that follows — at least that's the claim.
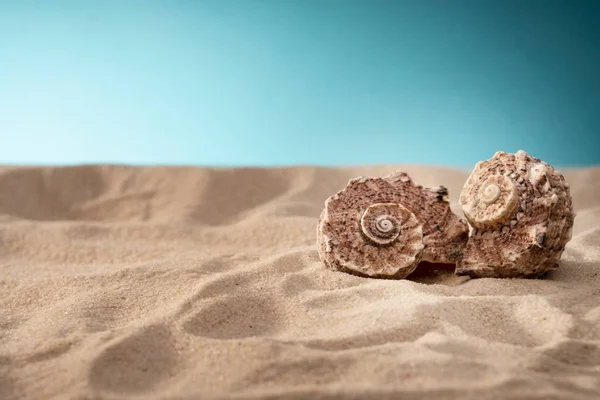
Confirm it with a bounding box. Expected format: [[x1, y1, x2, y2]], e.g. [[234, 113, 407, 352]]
[[0, 0, 598, 168]]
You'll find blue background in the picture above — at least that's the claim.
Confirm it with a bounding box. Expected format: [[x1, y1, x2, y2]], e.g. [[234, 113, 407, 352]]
[[0, 0, 598, 168]]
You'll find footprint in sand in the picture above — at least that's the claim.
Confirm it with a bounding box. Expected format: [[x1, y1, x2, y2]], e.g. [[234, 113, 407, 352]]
[[182, 294, 284, 339], [88, 324, 179, 394], [280, 273, 320, 296]]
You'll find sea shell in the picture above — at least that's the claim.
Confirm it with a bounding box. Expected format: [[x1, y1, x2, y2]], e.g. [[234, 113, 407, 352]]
[[316, 171, 469, 279], [457, 150, 575, 278]]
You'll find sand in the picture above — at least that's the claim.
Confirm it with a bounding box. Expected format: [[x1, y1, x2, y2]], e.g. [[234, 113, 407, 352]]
[[0, 164, 599, 400]]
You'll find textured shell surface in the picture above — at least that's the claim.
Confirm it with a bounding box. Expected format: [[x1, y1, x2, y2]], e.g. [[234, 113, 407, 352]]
[[316, 171, 469, 279], [457, 150, 575, 278]]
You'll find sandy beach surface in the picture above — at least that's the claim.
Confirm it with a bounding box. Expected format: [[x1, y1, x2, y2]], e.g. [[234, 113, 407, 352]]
[[0, 164, 599, 400]]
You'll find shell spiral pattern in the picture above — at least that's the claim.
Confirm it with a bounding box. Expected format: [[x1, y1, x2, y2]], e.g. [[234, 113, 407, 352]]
[[317, 172, 469, 279], [457, 150, 575, 278], [360, 203, 409, 245]]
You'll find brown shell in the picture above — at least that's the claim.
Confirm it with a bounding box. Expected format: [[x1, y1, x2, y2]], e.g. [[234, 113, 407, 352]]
[[316, 171, 469, 279], [457, 150, 575, 278]]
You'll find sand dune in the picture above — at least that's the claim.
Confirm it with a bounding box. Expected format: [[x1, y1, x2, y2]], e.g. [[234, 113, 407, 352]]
[[0, 164, 599, 400]]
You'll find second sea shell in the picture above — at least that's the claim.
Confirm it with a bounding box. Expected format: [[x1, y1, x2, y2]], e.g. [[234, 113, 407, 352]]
[[457, 150, 575, 278]]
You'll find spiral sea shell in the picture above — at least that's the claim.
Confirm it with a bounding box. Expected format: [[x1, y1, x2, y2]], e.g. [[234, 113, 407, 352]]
[[457, 150, 575, 278], [316, 171, 469, 279]]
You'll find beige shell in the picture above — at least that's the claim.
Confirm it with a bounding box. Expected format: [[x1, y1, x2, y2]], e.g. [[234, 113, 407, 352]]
[[457, 150, 575, 278], [317, 171, 469, 279]]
